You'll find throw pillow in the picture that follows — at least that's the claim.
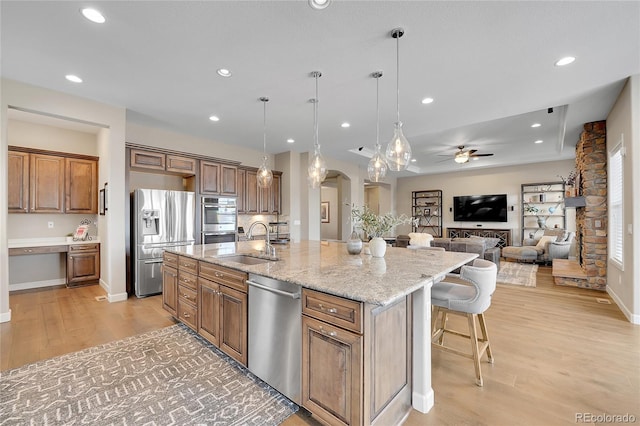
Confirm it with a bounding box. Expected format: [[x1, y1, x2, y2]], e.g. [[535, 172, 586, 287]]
[[536, 235, 557, 251], [408, 232, 433, 247]]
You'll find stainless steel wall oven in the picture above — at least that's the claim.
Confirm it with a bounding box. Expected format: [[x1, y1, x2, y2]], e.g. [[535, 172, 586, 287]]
[[201, 197, 237, 245]]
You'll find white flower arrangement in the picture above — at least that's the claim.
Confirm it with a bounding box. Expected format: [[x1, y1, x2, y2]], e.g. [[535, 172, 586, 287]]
[[349, 204, 416, 238]]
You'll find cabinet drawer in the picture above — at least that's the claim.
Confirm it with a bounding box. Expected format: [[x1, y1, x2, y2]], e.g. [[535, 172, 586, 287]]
[[9, 245, 68, 256], [178, 284, 197, 306], [178, 270, 197, 290], [178, 300, 197, 330], [163, 251, 178, 269], [199, 262, 248, 293], [130, 149, 165, 170], [178, 256, 198, 274], [69, 243, 99, 252], [166, 155, 196, 174], [302, 289, 363, 334]]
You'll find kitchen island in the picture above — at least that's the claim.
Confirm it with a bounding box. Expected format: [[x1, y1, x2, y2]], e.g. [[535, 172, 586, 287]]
[[164, 240, 477, 425]]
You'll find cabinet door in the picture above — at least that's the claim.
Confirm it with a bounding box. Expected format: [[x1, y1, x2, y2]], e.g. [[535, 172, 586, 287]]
[[65, 158, 98, 214], [302, 315, 362, 426], [166, 155, 196, 175], [219, 285, 247, 366], [220, 164, 238, 196], [67, 249, 100, 285], [30, 154, 65, 213], [271, 174, 281, 214], [130, 149, 166, 170], [236, 169, 246, 213], [245, 170, 259, 213], [162, 265, 178, 316], [198, 277, 220, 347], [8, 151, 29, 213], [259, 184, 270, 214], [200, 161, 220, 194]]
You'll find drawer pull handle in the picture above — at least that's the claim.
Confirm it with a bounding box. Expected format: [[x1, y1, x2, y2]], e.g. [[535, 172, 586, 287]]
[[181, 293, 192, 300], [318, 326, 337, 337], [214, 272, 224, 278], [318, 304, 337, 313], [183, 313, 190, 318]]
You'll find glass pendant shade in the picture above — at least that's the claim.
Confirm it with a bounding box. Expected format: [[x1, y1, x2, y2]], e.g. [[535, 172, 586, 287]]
[[257, 155, 273, 188], [257, 97, 272, 188], [307, 71, 327, 188], [308, 147, 327, 189], [386, 121, 412, 171], [368, 145, 388, 182]]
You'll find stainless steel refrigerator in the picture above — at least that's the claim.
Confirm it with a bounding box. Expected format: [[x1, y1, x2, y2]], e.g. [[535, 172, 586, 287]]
[[132, 189, 195, 297]]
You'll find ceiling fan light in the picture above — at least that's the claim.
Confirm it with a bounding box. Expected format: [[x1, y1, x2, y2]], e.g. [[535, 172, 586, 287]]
[[454, 152, 469, 164]]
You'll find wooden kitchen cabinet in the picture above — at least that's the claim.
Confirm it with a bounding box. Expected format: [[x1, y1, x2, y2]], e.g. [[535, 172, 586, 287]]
[[177, 256, 198, 331], [200, 161, 238, 196], [31, 153, 65, 213], [166, 154, 197, 174], [244, 169, 259, 213], [65, 158, 98, 214], [198, 261, 248, 365], [130, 149, 166, 171], [162, 252, 179, 316], [67, 243, 100, 286], [8, 150, 29, 213], [301, 288, 411, 426], [236, 168, 246, 213], [9, 147, 99, 214]]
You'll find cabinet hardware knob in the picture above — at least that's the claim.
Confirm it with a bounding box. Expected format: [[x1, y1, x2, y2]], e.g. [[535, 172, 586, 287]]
[[70, 256, 73, 259], [318, 304, 337, 313], [183, 313, 190, 318], [318, 326, 337, 337]]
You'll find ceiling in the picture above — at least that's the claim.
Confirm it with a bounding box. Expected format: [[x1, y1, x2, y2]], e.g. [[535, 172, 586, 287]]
[[2, 1, 638, 176]]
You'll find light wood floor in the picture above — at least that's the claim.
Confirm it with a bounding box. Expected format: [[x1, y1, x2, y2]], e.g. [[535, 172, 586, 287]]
[[2, 266, 638, 425]]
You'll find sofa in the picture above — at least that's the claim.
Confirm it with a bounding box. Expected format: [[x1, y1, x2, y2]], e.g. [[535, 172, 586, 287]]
[[403, 233, 501, 269], [501, 228, 575, 264]]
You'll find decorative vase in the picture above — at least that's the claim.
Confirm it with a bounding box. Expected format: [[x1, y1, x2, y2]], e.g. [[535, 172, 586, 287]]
[[369, 237, 387, 258], [346, 230, 363, 255], [537, 216, 547, 229]]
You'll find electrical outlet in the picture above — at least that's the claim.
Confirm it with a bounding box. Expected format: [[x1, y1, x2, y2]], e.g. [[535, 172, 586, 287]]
[[47, 221, 54, 229]]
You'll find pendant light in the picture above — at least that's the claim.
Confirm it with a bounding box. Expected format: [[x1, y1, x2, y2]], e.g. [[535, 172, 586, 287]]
[[307, 71, 327, 189], [257, 97, 273, 188], [385, 27, 412, 171], [368, 71, 388, 182]]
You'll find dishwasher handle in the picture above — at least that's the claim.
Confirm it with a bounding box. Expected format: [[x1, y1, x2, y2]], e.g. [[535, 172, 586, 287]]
[[246, 279, 301, 299]]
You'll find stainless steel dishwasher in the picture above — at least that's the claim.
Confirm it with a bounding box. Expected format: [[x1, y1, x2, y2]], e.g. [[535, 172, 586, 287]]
[[247, 273, 301, 404]]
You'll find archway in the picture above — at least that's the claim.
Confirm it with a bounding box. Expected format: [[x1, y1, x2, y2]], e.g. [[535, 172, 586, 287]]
[[320, 170, 351, 241]]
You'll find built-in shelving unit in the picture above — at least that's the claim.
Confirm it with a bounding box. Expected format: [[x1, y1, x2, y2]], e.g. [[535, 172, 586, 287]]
[[412, 190, 443, 237], [521, 181, 566, 237]]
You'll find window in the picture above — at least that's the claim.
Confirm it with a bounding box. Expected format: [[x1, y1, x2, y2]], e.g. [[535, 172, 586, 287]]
[[609, 142, 624, 268]]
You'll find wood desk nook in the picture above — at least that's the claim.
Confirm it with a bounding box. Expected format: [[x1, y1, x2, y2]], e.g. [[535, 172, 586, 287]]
[[8, 238, 100, 287]]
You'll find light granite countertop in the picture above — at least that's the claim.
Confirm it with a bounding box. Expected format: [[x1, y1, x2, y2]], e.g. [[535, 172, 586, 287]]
[[167, 240, 477, 306], [8, 237, 101, 248]]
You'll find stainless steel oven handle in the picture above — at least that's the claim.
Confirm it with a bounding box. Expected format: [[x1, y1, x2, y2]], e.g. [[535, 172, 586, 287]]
[[246, 280, 301, 299], [144, 260, 163, 264], [203, 232, 236, 236]]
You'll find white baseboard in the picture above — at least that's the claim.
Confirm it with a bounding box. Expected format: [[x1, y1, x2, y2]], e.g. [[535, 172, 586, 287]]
[[0, 309, 12, 323], [412, 388, 435, 413], [9, 278, 66, 292], [607, 286, 640, 324], [108, 292, 129, 303]]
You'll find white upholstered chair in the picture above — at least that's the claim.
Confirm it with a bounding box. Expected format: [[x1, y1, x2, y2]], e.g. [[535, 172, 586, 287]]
[[431, 258, 497, 386]]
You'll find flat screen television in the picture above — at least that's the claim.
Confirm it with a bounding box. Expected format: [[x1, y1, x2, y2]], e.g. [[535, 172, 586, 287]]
[[453, 194, 508, 222]]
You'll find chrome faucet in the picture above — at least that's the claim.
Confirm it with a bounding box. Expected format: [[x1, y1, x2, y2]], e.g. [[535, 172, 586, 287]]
[[246, 221, 276, 257]]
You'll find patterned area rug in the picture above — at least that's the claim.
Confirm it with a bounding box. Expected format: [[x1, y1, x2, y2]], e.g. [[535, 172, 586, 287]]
[[0, 324, 297, 425], [497, 261, 538, 287]]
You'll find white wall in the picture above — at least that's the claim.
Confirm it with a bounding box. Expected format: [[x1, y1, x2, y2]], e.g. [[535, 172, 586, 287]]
[[321, 186, 339, 240], [395, 160, 577, 243], [606, 75, 639, 324]]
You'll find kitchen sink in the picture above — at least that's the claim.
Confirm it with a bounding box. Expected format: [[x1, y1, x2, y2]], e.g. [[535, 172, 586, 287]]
[[221, 255, 276, 265]]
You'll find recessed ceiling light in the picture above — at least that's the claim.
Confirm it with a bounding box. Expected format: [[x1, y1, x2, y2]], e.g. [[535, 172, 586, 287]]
[[80, 8, 105, 23], [287, 138, 295, 144], [421, 97, 434, 104], [341, 122, 350, 128], [65, 74, 83, 83], [209, 115, 220, 122], [309, 0, 331, 10], [531, 123, 541, 128], [534, 140, 544, 144], [217, 68, 232, 77], [555, 56, 576, 67]]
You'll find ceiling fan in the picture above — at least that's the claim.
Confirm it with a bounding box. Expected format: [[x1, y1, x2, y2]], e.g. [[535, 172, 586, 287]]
[[451, 145, 494, 164]]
